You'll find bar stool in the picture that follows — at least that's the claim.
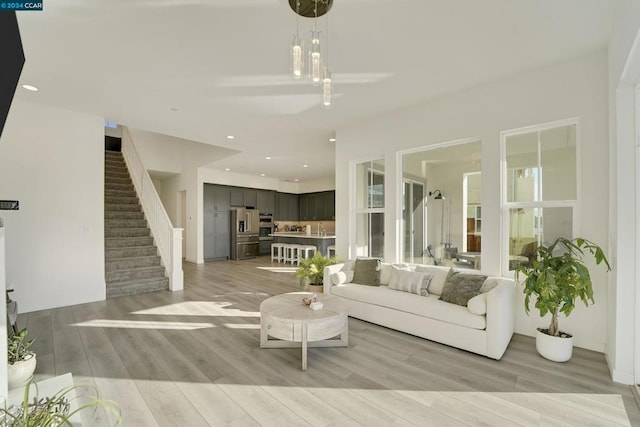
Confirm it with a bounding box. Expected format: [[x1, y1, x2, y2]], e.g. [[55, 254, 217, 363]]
[[283, 244, 301, 265], [327, 245, 336, 257], [298, 245, 317, 261], [271, 242, 286, 263]]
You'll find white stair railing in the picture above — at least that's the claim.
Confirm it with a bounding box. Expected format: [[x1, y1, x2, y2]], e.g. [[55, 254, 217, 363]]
[[121, 128, 183, 291]]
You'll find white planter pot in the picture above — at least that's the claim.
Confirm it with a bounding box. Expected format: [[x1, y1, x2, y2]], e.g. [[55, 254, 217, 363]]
[[536, 328, 573, 362], [8, 352, 37, 389]]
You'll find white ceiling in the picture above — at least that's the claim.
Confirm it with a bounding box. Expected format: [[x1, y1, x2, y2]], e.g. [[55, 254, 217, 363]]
[[14, 0, 618, 183]]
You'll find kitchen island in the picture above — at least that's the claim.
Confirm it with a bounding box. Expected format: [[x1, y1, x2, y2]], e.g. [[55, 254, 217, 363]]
[[270, 232, 336, 256]]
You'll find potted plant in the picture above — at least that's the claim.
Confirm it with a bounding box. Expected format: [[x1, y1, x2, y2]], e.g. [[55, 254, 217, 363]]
[[515, 237, 610, 362], [0, 379, 121, 426], [295, 252, 341, 293], [7, 328, 37, 389]]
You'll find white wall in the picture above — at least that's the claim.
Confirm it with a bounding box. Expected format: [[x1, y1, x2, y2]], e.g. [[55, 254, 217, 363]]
[[0, 99, 105, 312], [607, 0, 640, 384], [336, 51, 609, 352]]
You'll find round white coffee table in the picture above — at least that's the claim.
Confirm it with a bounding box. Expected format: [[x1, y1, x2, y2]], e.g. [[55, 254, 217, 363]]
[[260, 292, 349, 370]]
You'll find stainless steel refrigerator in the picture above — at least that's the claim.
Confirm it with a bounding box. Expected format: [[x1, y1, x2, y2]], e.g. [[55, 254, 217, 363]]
[[230, 208, 259, 260]]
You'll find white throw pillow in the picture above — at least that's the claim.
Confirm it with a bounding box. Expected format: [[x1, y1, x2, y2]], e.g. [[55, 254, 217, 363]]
[[331, 270, 354, 286], [388, 265, 410, 287], [379, 263, 392, 285], [467, 292, 487, 315], [414, 265, 452, 295], [389, 269, 432, 296]]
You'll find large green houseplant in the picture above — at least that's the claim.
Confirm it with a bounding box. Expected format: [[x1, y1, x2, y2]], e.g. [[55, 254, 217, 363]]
[[295, 252, 341, 292], [515, 237, 610, 361]]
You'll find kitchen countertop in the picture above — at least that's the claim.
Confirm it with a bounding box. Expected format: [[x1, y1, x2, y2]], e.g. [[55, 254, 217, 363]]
[[271, 232, 336, 239]]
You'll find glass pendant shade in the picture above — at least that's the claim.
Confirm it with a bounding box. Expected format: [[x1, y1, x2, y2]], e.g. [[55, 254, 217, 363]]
[[291, 36, 303, 79], [310, 32, 322, 86], [322, 68, 332, 108]]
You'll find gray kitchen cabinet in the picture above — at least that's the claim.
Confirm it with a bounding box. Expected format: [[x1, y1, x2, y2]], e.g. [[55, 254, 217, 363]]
[[325, 190, 335, 220], [298, 194, 309, 221], [203, 211, 230, 260], [204, 185, 216, 213], [213, 188, 230, 211], [213, 211, 230, 259], [287, 193, 299, 221], [275, 192, 299, 221], [204, 184, 231, 260], [230, 188, 244, 207], [203, 211, 215, 259], [230, 187, 257, 207], [243, 189, 257, 207], [257, 190, 275, 215]]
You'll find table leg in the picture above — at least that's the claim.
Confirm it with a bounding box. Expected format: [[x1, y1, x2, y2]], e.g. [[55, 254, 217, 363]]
[[302, 323, 308, 371]]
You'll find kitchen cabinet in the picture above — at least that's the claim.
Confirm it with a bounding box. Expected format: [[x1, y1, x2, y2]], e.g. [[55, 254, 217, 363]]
[[230, 189, 244, 207], [298, 191, 335, 221], [203, 211, 230, 260], [230, 188, 257, 207], [275, 192, 299, 221], [243, 189, 257, 207], [213, 189, 230, 211], [257, 190, 275, 215]]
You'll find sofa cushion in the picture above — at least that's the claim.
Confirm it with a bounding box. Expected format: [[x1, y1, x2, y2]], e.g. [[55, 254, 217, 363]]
[[414, 265, 452, 295], [331, 283, 486, 330], [467, 292, 487, 315], [387, 264, 411, 286], [440, 271, 487, 306], [480, 277, 499, 293], [352, 258, 381, 286], [388, 269, 432, 296], [380, 263, 409, 285], [331, 270, 354, 286]]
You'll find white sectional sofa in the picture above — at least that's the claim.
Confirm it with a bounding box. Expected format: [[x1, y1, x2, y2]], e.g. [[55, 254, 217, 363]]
[[323, 261, 515, 360]]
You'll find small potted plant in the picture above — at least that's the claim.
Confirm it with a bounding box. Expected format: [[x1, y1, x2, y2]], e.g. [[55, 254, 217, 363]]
[[7, 328, 37, 389], [0, 379, 121, 426], [295, 252, 341, 293], [515, 237, 610, 362]]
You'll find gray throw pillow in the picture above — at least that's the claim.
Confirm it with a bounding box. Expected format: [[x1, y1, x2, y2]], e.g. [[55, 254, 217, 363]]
[[352, 258, 381, 286], [440, 271, 488, 306]]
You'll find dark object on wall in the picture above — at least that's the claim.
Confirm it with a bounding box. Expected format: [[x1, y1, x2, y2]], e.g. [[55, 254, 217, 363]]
[[0, 200, 19, 210], [0, 13, 25, 139]]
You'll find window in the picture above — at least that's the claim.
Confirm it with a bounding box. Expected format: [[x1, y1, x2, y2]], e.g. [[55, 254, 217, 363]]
[[354, 159, 385, 258], [401, 140, 481, 268], [502, 120, 577, 273]]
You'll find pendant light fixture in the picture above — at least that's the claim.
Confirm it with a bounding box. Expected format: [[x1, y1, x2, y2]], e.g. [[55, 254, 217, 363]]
[[291, 0, 303, 79], [288, 0, 334, 107], [322, 11, 333, 108]]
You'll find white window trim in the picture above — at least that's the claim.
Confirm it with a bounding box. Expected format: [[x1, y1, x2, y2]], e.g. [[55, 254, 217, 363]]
[[500, 117, 581, 277], [350, 157, 386, 259]]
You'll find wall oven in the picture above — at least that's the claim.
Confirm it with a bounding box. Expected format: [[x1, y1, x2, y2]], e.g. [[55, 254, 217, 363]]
[[258, 213, 274, 241]]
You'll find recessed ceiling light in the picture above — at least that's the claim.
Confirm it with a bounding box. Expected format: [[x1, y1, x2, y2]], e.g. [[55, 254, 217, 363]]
[[260, 173, 266, 177], [224, 168, 231, 171], [265, 156, 272, 160], [226, 135, 235, 139], [303, 164, 309, 168], [328, 137, 336, 142], [294, 179, 300, 182], [22, 84, 38, 92]]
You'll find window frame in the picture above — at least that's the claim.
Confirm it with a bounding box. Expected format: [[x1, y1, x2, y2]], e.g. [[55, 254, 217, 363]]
[[351, 158, 386, 259], [500, 117, 580, 276]]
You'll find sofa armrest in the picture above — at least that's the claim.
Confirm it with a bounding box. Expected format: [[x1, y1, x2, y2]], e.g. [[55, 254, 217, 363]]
[[485, 278, 516, 359], [323, 263, 346, 294]]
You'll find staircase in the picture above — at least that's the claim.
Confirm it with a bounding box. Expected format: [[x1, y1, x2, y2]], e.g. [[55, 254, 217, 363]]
[[104, 150, 169, 298]]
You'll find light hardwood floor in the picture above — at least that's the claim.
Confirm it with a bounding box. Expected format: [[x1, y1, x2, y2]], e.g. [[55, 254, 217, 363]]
[[20, 257, 640, 426]]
